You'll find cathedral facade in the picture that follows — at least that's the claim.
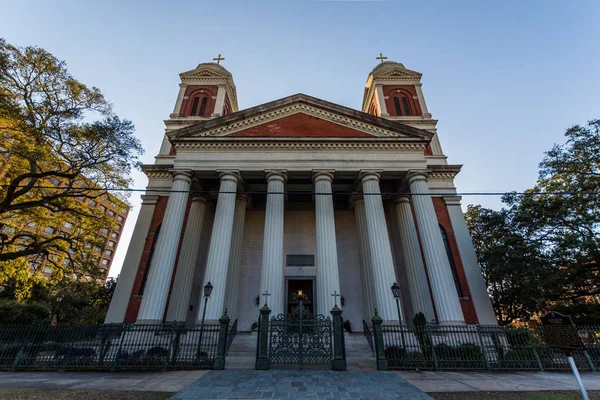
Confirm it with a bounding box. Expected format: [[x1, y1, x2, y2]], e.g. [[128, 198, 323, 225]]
[[105, 59, 497, 330]]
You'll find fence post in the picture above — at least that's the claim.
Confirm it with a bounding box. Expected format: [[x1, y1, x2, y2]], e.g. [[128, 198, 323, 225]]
[[371, 310, 388, 371], [164, 323, 177, 371], [583, 350, 596, 373], [428, 324, 439, 371], [111, 323, 129, 372], [476, 325, 491, 371], [331, 305, 346, 371], [526, 325, 544, 372], [255, 304, 271, 370], [12, 322, 36, 371], [61, 324, 81, 371], [213, 310, 230, 370]]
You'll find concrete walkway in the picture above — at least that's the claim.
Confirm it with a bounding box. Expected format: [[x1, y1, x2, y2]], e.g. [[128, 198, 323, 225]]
[[395, 371, 600, 393]]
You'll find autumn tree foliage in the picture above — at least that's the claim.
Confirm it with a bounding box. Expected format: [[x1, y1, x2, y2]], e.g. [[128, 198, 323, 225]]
[[0, 39, 143, 292]]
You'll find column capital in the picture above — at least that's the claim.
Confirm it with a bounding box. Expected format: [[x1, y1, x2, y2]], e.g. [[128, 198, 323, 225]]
[[359, 170, 382, 184], [394, 195, 411, 205], [407, 170, 429, 184], [236, 194, 250, 205], [312, 170, 335, 183], [169, 170, 193, 183], [443, 196, 463, 206], [141, 194, 160, 206], [265, 169, 287, 183], [349, 193, 364, 205], [217, 170, 242, 183], [190, 195, 208, 204]]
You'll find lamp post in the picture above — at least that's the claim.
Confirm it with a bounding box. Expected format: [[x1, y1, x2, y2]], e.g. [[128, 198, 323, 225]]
[[391, 282, 407, 349], [52, 294, 64, 325], [196, 282, 213, 359]]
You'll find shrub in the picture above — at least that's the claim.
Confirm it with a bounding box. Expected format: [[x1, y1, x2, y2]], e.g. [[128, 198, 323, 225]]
[[384, 345, 406, 360], [145, 346, 169, 359], [0, 301, 51, 324], [343, 320, 352, 333]]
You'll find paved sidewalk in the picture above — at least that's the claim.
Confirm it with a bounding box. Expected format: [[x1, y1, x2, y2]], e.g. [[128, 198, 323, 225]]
[[0, 370, 207, 392], [171, 370, 433, 399], [396, 371, 600, 393]]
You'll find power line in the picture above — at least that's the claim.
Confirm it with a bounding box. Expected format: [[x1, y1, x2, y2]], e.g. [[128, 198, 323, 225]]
[[0, 184, 599, 197]]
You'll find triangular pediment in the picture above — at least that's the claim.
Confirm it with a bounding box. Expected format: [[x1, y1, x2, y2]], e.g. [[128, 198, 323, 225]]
[[169, 94, 432, 141], [370, 62, 422, 79], [179, 63, 233, 81]]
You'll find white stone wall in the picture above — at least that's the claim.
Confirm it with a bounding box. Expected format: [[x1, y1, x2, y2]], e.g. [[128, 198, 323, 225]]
[[235, 209, 366, 331]]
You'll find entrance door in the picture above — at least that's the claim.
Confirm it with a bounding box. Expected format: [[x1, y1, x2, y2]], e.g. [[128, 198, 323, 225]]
[[287, 278, 314, 315]]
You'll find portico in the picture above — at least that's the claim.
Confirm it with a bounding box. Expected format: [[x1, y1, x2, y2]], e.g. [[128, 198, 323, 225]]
[[105, 60, 497, 330]]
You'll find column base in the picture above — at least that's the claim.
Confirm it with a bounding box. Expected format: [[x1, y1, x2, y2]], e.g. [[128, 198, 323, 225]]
[[255, 358, 270, 370], [332, 359, 347, 371], [377, 359, 389, 371]]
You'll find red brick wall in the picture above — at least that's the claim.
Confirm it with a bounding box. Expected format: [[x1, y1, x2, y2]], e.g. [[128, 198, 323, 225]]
[[432, 198, 478, 323], [179, 86, 218, 117], [230, 113, 373, 138], [383, 86, 422, 117]]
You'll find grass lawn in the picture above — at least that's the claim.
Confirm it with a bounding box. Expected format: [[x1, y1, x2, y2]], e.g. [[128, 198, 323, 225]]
[[0, 389, 175, 400], [431, 391, 598, 400]]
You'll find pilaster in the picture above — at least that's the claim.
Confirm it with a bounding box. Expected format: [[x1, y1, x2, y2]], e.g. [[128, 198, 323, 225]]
[[170, 84, 188, 117], [212, 85, 227, 117]]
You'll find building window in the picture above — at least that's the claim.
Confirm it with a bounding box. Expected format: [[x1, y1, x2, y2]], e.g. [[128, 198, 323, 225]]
[[89, 200, 96, 207], [43, 266, 52, 273], [108, 210, 115, 217], [63, 222, 73, 229], [43, 227, 55, 234], [190, 97, 199, 116], [104, 249, 112, 257], [199, 97, 208, 116], [393, 97, 402, 115], [110, 232, 118, 239], [108, 240, 116, 248], [114, 225, 121, 232], [62, 259, 70, 265], [402, 97, 412, 116], [93, 246, 101, 253], [439, 225, 464, 297], [139, 224, 161, 295], [117, 215, 124, 222], [101, 259, 109, 265], [100, 228, 109, 235]]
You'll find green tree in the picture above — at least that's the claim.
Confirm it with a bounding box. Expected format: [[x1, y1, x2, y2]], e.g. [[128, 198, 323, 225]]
[[0, 38, 143, 283]]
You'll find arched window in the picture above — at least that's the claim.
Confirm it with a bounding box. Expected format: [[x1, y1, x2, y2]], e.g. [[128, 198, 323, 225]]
[[402, 97, 412, 116], [190, 97, 199, 116], [139, 224, 161, 295], [439, 225, 464, 297], [199, 97, 208, 116], [393, 97, 402, 116]]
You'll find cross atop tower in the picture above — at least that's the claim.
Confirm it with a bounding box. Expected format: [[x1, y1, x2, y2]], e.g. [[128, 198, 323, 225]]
[[376, 52, 388, 64], [331, 291, 341, 306], [213, 54, 225, 64]]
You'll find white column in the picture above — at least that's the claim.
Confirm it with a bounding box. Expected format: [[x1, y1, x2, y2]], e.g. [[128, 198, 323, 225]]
[[165, 196, 208, 322], [408, 172, 464, 324], [105, 195, 158, 323], [360, 171, 402, 322], [211, 85, 226, 117], [445, 196, 497, 325], [170, 84, 188, 117], [224, 195, 249, 322], [351, 195, 377, 320], [375, 85, 389, 117], [395, 196, 436, 322], [414, 83, 431, 118], [200, 171, 240, 321], [137, 171, 192, 322], [260, 170, 286, 316], [313, 171, 341, 316]]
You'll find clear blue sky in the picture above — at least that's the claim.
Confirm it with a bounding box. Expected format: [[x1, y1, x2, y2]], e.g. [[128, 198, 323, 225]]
[[3, 0, 599, 277]]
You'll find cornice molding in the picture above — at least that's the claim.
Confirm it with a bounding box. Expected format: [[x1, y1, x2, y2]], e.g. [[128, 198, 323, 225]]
[[175, 103, 416, 139], [174, 141, 428, 152]]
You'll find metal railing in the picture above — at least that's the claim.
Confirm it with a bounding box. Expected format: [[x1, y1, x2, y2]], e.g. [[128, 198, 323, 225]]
[[226, 319, 238, 355], [0, 322, 221, 371], [380, 322, 600, 372], [362, 320, 374, 356]]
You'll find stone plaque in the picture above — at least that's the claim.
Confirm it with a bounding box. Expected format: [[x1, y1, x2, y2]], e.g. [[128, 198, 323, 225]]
[[541, 312, 583, 350]]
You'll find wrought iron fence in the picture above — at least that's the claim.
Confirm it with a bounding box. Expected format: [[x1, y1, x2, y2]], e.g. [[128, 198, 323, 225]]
[[226, 319, 238, 355], [380, 323, 600, 372], [362, 320, 374, 356], [0, 322, 220, 371]]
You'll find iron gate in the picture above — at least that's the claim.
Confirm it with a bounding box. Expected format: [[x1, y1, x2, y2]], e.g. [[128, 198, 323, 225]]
[[268, 308, 332, 365]]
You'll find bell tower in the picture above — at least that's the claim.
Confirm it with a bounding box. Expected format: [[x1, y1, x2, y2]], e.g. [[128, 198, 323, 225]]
[[157, 57, 238, 157], [362, 57, 446, 164]]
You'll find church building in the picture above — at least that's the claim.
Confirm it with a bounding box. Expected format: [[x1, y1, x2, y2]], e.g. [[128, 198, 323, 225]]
[[105, 56, 497, 330]]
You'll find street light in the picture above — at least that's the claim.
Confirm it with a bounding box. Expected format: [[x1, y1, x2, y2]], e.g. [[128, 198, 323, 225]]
[[196, 282, 213, 359], [391, 282, 407, 349]]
